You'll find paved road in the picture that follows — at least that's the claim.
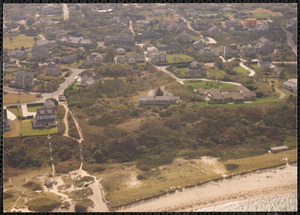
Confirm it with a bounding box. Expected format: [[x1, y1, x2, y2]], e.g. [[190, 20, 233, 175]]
[[62, 4, 69, 20], [206, 37, 217, 44], [4, 68, 84, 107], [38, 34, 46, 40], [282, 28, 297, 56], [129, 20, 136, 35], [239, 62, 255, 77], [152, 64, 242, 86]]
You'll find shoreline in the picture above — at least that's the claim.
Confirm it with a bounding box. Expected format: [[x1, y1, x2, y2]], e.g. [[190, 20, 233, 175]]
[[115, 163, 297, 212]]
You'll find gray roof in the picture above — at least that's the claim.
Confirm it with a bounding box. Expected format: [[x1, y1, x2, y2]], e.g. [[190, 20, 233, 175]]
[[35, 40, 50, 47], [259, 37, 270, 44]]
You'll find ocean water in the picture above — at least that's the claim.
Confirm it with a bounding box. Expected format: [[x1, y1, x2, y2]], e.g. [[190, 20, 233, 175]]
[[197, 193, 297, 212]]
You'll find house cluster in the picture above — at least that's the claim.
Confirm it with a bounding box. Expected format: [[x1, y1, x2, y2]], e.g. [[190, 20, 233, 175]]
[[117, 54, 145, 64], [160, 21, 188, 33], [224, 20, 243, 31], [14, 70, 34, 89], [3, 109, 12, 132], [44, 26, 67, 39], [8, 49, 28, 59], [139, 95, 180, 105], [40, 4, 61, 15], [44, 63, 62, 77], [186, 61, 207, 75], [152, 8, 177, 15], [257, 58, 280, 75], [58, 36, 93, 48], [104, 33, 135, 46], [84, 53, 103, 66], [208, 25, 221, 35], [286, 17, 297, 29], [53, 54, 78, 64], [33, 100, 57, 128], [32, 39, 57, 60], [76, 71, 102, 87], [244, 18, 257, 28], [198, 85, 256, 104], [223, 37, 274, 59], [147, 47, 167, 63], [283, 79, 297, 93]]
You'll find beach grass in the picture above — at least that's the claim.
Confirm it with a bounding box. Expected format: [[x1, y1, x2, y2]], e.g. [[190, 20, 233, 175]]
[[26, 192, 62, 212], [222, 149, 297, 175], [21, 119, 57, 136], [4, 94, 39, 105], [4, 34, 35, 49]]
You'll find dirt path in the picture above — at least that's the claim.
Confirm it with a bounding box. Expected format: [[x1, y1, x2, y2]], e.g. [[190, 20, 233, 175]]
[[62, 4, 69, 20], [61, 102, 69, 137], [129, 21, 136, 35]]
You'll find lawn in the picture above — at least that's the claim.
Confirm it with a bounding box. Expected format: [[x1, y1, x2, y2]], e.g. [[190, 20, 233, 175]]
[[233, 66, 249, 75], [200, 97, 283, 107], [184, 80, 238, 90], [4, 34, 35, 49], [27, 105, 43, 112], [21, 119, 57, 136], [249, 63, 258, 69], [69, 59, 84, 68], [207, 68, 226, 80], [166, 54, 194, 63], [4, 94, 40, 105]]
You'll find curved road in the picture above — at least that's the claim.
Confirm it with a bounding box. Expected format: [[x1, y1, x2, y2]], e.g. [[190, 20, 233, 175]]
[[282, 28, 297, 56]]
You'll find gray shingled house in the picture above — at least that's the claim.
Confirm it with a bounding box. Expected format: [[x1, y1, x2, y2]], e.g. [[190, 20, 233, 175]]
[[44, 63, 62, 77], [14, 71, 34, 89], [32, 102, 56, 128]]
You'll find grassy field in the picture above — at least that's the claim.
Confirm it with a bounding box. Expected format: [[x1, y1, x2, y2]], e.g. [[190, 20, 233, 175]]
[[4, 34, 35, 49], [184, 80, 237, 90], [69, 60, 84, 68], [4, 94, 39, 105], [233, 66, 249, 75], [21, 119, 57, 136], [27, 105, 43, 112], [146, 15, 179, 22], [198, 97, 284, 107], [251, 8, 283, 18], [249, 63, 258, 69], [207, 68, 226, 80], [166, 54, 194, 63]]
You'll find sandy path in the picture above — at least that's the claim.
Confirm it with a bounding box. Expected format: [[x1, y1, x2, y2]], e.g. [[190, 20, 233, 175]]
[[116, 164, 297, 212], [239, 62, 255, 76], [61, 102, 69, 137]]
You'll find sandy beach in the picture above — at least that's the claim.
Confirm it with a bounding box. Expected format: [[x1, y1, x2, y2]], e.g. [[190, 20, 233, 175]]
[[116, 163, 297, 212]]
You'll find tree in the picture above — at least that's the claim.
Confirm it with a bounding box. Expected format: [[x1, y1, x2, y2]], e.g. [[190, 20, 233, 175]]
[[19, 25, 26, 33], [24, 83, 31, 92], [21, 46, 25, 51], [104, 47, 117, 62], [155, 88, 164, 96]]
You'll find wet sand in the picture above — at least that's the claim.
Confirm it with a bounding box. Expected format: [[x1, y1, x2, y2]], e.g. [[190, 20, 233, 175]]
[[116, 164, 297, 212]]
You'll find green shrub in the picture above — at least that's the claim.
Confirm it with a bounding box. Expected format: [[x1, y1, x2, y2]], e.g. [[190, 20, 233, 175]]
[[225, 163, 239, 171], [27, 197, 61, 212], [75, 204, 87, 212], [4, 192, 13, 199], [23, 181, 44, 191]]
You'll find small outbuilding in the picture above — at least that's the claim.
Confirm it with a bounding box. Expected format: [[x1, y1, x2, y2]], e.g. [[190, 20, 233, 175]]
[[270, 146, 289, 154], [45, 178, 53, 188]]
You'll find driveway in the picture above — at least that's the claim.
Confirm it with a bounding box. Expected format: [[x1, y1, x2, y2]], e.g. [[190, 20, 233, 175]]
[[239, 62, 255, 77]]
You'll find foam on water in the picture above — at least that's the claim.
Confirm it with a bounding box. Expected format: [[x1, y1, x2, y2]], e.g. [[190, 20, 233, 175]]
[[197, 193, 297, 212]]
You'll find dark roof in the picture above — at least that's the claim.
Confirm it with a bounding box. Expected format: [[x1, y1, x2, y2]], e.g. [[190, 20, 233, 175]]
[[36, 107, 55, 116]]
